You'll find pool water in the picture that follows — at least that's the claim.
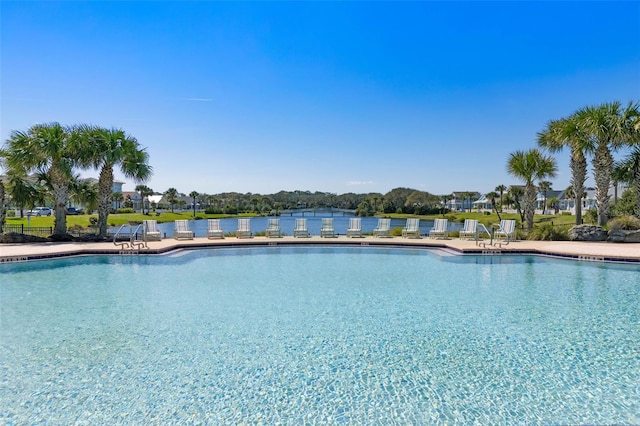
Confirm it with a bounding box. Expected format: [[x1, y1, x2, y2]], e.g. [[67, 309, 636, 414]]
[[1, 247, 639, 424]]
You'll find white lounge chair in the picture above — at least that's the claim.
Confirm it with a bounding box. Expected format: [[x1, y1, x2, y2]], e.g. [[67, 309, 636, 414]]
[[143, 220, 162, 241], [494, 219, 516, 242], [293, 218, 310, 237], [320, 218, 336, 237], [373, 218, 391, 237], [346, 217, 362, 237], [429, 218, 449, 239], [459, 219, 478, 240], [206, 219, 224, 239], [236, 218, 252, 238], [174, 220, 194, 240], [265, 218, 281, 238], [402, 218, 421, 238]]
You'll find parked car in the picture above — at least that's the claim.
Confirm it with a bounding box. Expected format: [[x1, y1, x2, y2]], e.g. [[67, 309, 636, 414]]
[[29, 207, 53, 216], [66, 207, 83, 215]]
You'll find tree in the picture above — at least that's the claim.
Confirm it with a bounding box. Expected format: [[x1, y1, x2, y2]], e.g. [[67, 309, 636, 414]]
[[486, 191, 501, 219], [613, 147, 640, 217], [494, 184, 507, 213], [111, 192, 123, 210], [5, 173, 44, 217], [70, 178, 98, 214], [538, 114, 588, 226], [538, 180, 552, 214], [165, 188, 178, 213], [572, 101, 639, 226], [135, 185, 154, 214], [506, 186, 525, 224], [507, 149, 557, 231], [74, 126, 152, 237], [2, 123, 76, 235], [189, 191, 199, 217]]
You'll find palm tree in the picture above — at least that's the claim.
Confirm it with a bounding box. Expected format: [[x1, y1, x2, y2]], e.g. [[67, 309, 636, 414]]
[[70, 178, 98, 214], [135, 184, 153, 214], [494, 184, 507, 212], [486, 191, 502, 219], [2, 123, 76, 235], [613, 147, 640, 217], [111, 191, 123, 210], [538, 180, 552, 214], [507, 149, 558, 231], [572, 101, 639, 226], [538, 114, 588, 226], [5, 173, 44, 218], [507, 185, 525, 224], [74, 126, 152, 237], [189, 191, 199, 217], [165, 188, 178, 213]]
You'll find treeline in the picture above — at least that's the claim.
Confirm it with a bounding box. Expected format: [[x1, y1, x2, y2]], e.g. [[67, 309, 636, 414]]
[[194, 187, 443, 216]]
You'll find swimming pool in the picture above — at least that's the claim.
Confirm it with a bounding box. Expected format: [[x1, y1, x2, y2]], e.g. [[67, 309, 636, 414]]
[[1, 247, 638, 424]]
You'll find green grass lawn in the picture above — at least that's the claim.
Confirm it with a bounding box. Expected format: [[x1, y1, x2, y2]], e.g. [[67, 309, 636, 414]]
[[5, 211, 259, 229]]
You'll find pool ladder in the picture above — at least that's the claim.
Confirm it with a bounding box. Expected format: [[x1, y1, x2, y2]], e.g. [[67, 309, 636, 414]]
[[113, 224, 147, 250], [475, 223, 508, 248]]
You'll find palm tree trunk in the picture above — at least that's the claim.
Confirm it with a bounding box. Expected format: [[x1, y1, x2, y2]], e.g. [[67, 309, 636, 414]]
[[570, 151, 587, 225], [51, 183, 68, 235], [524, 184, 536, 231], [97, 165, 114, 237], [593, 143, 613, 226], [48, 165, 69, 235]]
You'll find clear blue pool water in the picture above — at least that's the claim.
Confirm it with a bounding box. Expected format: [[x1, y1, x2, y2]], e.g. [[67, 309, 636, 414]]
[[1, 247, 639, 424]]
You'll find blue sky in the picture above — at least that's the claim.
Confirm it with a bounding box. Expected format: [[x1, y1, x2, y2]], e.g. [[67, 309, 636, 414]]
[[2, 1, 639, 196]]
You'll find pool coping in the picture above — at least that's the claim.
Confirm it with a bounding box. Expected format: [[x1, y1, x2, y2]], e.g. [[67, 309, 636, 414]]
[[1, 236, 640, 264]]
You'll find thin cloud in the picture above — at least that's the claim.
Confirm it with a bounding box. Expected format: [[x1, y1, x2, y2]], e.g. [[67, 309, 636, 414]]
[[348, 180, 375, 186], [182, 97, 213, 102]]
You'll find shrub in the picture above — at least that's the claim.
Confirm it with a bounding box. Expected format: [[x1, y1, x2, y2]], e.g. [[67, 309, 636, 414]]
[[205, 207, 223, 215], [116, 207, 135, 214], [390, 227, 403, 237], [607, 215, 640, 231], [527, 223, 570, 241]]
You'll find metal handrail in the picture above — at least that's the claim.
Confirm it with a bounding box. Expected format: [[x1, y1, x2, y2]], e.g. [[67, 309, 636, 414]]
[[130, 224, 147, 249], [113, 224, 130, 249], [476, 223, 494, 246]]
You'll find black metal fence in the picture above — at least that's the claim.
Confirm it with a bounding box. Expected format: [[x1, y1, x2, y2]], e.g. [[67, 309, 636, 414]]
[[1, 224, 53, 237]]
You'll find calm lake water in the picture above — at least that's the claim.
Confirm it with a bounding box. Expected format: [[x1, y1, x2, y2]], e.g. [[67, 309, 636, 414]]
[[155, 216, 463, 238]]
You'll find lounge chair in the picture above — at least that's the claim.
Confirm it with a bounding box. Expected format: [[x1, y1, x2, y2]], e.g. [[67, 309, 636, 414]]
[[236, 218, 252, 238], [402, 218, 421, 238], [143, 220, 162, 241], [320, 217, 336, 237], [494, 219, 516, 242], [293, 218, 310, 237], [174, 220, 194, 240], [346, 217, 362, 238], [459, 219, 478, 240], [428, 218, 449, 239], [206, 219, 224, 239], [265, 218, 281, 238], [373, 218, 391, 237]]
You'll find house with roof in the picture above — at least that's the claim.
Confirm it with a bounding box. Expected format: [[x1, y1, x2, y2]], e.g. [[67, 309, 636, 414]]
[[446, 191, 481, 212]]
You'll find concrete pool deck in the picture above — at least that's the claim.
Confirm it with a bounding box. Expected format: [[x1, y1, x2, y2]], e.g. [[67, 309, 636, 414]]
[[1, 236, 640, 264]]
